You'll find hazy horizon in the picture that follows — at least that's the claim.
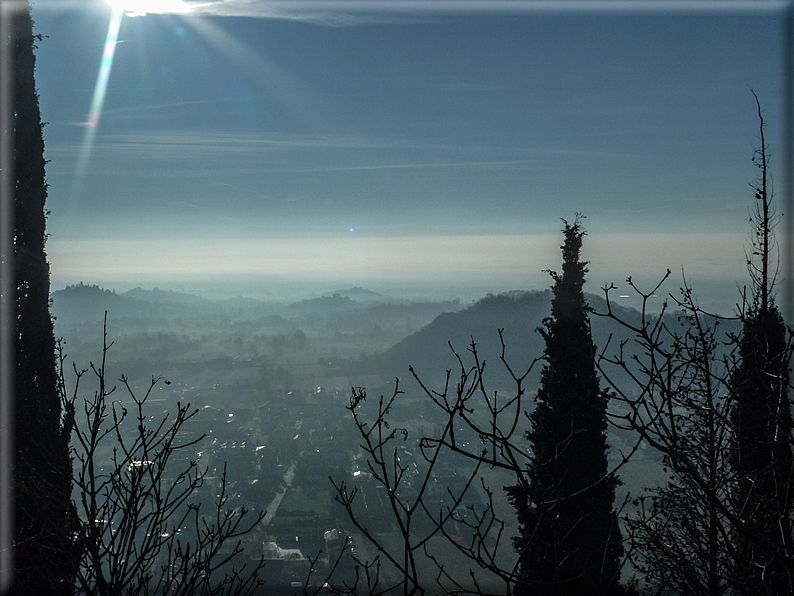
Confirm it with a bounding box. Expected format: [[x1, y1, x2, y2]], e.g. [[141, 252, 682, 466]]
[[50, 264, 751, 317], [30, 0, 791, 320]]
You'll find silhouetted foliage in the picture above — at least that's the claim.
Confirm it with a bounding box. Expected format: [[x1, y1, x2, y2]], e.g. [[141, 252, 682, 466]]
[[731, 307, 793, 595], [333, 339, 537, 595], [595, 95, 794, 596], [729, 92, 794, 595], [598, 275, 738, 596], [328, 218, 641, 596], [8, 3, 77, 593], [61, 316, 266, 596], [509, 216, 623, 595]]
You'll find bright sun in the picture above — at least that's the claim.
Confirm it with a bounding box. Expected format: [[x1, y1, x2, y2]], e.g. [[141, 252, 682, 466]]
[[106, 0, 192, 16]]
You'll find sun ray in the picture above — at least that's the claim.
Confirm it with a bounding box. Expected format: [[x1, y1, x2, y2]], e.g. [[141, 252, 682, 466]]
[[68, 0, 195, 207], [88, 10, 123, 130], [68, 8, 123, 206], [183, 14, 333, 133]]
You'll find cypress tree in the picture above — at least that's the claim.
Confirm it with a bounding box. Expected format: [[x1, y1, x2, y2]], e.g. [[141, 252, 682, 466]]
[[731, 308, 792, 594], [509, 216, 622, 595], [9, 3, 76, 593], [730, 94, 794, 595]]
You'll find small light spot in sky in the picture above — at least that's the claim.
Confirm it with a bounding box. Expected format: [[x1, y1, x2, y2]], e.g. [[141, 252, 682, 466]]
[[176, 26, 186, 37], [349, 228, 355, 233]]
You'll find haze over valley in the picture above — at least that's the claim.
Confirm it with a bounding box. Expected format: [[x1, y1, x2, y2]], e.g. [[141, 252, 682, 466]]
[[15, 1, 792, 592], [50, 277, 737, 589]]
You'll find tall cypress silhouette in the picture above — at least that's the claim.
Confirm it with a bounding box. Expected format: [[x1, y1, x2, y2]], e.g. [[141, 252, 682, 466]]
[[731, 308, 792, 595], [10, 3, 76, 593], [510, 217, 622, 595], [730, 93, 794, 595]]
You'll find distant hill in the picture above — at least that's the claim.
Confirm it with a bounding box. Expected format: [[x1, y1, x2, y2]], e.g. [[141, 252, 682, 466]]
[[366, 289, 646, 392], [51, 284, 463, 351], [51, 284, 214, 325], [283, 294, 363, 318], [51, 283, 148, 321], [331, 286, 389, 302]]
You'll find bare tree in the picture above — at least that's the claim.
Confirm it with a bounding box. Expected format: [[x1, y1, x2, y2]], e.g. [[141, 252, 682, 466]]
[[331, 334, 538, 596], [60, 315, 266, 596], [744, 90, 779, 314], [592, 94, 794, 596], [596, 274, 739, 596], [329, 221, 634, 595], [729, 91, 794, 596]]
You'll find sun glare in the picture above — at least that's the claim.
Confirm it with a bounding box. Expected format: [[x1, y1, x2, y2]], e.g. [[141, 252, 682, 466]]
[[106, 0, 192, 16], [70, 0, 194, 206]]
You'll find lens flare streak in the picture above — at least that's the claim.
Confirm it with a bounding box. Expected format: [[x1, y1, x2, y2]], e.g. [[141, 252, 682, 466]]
[[69, 9, 123, 203], [89, 10, 123, 129]]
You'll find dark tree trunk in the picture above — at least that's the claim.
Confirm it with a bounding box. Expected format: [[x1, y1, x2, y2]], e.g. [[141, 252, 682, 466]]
[[9, 3, 76, 594], [731, 308, 793, 595]]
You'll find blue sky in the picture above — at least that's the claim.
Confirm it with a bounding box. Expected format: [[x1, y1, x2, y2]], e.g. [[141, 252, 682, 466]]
[[28, 0, 790, 311]]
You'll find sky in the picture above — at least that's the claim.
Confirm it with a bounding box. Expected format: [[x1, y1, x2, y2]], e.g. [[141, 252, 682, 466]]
[[23, 0, 792, 312]]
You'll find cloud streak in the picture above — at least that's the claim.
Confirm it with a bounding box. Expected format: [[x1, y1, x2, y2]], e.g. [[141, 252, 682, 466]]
[[56, 130, 617, 161], [29, 0, 787, 20], [181, 0, 785, 20]]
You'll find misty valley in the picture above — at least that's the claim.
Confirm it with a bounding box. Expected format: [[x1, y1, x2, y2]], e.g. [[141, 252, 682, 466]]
[[9, 2, 792, 593], [51, 280, 717, 592]]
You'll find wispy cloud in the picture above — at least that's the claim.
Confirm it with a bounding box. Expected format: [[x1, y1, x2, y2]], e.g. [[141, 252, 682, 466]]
[[30, 0, 786, 19], [182, 0, 785, 20], [44, 129, 618, 180], [76, 129, 615, 159], [100, 99, 230, 118], [304, 160, 530, 172], [91, 130, 438, 156], [63, 99, 234, 128], [185, 1, 417, 24]]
